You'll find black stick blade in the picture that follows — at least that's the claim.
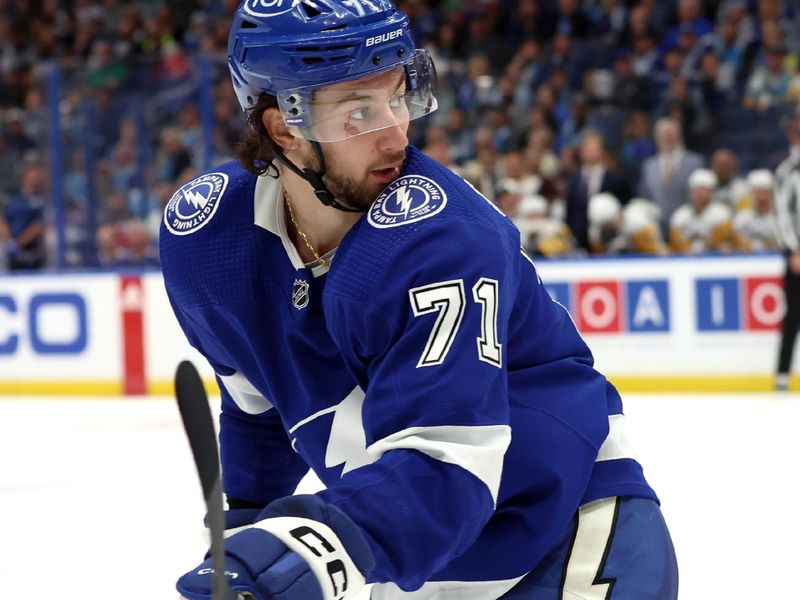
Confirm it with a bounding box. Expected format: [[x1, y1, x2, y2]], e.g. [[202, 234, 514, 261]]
[[175, 360, 219, 501]]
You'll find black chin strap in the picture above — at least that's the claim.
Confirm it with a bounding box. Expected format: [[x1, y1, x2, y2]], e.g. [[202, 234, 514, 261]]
[[274, 142, 365, 213]]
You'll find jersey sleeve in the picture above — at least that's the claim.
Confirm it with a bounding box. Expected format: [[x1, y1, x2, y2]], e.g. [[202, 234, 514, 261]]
[[319, 222, 517, 588], [165, 290, 309, 507]]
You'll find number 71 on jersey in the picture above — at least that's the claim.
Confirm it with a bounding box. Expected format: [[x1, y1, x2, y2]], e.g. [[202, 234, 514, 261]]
[[409, 278, 502, 369]]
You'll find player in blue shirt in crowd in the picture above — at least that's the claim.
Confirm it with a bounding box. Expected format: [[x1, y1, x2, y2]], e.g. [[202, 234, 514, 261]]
[[160, 1, 678, 598]]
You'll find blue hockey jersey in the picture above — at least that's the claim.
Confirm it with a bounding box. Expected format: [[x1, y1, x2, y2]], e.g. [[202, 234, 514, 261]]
[[160, 146, 657, 599]]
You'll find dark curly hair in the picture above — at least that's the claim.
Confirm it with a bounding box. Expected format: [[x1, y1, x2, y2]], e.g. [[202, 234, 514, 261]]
[[236, 93, 282, 176]]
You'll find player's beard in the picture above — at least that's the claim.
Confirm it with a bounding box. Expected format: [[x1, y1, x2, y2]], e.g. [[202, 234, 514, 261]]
[[309, 143, 406, 211]]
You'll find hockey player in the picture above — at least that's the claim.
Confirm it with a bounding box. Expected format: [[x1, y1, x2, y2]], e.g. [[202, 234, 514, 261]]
[[669, 168, 734, 254], [587, 192, 626, 254], [733, 170, 781, 252], [622, 198, 668, 255], [162, 2, 678, 599]]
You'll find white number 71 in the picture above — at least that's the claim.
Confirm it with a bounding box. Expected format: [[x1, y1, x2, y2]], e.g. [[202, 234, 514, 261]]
[[408, 278, 501, 368]]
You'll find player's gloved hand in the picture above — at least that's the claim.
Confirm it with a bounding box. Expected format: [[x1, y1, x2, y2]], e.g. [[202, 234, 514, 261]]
[[177, 495, 375, 600]]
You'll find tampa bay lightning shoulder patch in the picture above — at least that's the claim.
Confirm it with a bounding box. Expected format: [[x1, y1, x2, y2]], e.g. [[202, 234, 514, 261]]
[[164, 172, 228, 235], [368, 175, 447, 229]]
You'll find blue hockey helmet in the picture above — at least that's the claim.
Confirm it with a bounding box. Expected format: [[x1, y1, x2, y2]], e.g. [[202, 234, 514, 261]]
[[228, 0, 437, 142]]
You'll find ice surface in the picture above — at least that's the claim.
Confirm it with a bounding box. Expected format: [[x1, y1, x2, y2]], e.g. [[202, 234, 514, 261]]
[[1, 392, 798, 599]]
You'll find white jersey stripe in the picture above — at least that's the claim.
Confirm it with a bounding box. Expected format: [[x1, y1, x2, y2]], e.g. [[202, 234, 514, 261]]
[[366, 424, 511, 505], [595, 414, 636, 462], [218, 371, 272, 415]]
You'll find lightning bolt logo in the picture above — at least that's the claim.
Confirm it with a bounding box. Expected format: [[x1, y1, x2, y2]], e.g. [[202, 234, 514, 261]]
[[324, 387, 371, 475], [367, 175, 447, 230], [395, 186, 414, 219], [164, 172, 228, 236], [182, 188, 210, 212]]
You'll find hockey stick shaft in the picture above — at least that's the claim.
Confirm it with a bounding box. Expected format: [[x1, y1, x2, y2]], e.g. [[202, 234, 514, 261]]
[[174, 360, 235, 600]]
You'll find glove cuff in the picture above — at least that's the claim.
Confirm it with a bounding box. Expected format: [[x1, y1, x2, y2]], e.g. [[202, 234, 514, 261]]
[[249, 516, 365, 600]]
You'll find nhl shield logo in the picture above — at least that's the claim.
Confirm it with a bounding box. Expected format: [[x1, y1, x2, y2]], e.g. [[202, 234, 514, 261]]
[[368, 175, 447, 229], [292, 279, 310, 310], [164, 172, 228, 236]]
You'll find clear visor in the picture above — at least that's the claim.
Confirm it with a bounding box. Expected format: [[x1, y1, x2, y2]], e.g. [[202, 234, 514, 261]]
[[277, 49, 438, 143]]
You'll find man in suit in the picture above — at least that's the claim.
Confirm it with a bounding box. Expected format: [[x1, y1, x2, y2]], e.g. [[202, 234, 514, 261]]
[[565, 130, 631, 251], [638, 117, 704, 235]]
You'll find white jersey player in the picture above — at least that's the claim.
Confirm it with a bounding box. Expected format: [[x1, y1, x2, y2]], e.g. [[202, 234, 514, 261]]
[[670, 169, 734, 253], [732, 169, 782, 251]]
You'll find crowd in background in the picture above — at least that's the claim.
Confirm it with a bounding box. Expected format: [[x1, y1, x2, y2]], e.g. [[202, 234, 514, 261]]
[[0, 0, 799, 271]]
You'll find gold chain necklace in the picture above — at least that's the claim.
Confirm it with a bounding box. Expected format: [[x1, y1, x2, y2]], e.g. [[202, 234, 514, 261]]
[[283, 190, 331, 269]]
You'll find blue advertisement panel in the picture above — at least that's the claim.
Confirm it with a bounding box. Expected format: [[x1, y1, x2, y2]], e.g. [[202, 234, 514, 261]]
[[626, 280, 670, 333], [695, 278, 741, 332]]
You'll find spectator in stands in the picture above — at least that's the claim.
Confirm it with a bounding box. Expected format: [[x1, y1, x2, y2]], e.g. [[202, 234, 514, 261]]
[[655, 76, 711, 151], [143, 180, 173, 240], [547, 28, 587, 92], [99, 189, 132, 228], [496, 151, 541, 200], [505, 0, 558, 45], [114, 219, 160, 268], [759, 0, 800, 55], [631, 32, 659, 78], [524, 126, 561, 179], [711, 148, 749, 209], [661, 0, 714, 53], [461, 127, 498, 203], [709, 9, 750, 98], [697, 53, 731, 112], [95, 222, 120, 268], [566, 130, 631, 251], [620, 110, 656, 184], [177, 103, 203, 165], [744, 44, 793, 112], [496, 187, 522, 220], [85, 39, 127, 90], [507, 39, 550, 111], [1, 162, 47, 270], [154, 126, 193, 184], [555, 0, 591, 40], [64, 200, 93, 268], [733, 169, 781, 251], [669, 168, 734, 253], [716, 0, 756, 55], [2, 108, 35, 162], [611, 49, 652, 112], [421, 138, 458, 173], [639, 116, 704, 234], [588, 0, 628, 46], [557, 92, 590, 151], [109, 140, 142, 195], [0, 133, 15, 199]]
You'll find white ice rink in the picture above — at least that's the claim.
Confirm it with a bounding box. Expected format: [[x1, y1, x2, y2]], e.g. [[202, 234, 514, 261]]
[[2, 392, 799, 599]]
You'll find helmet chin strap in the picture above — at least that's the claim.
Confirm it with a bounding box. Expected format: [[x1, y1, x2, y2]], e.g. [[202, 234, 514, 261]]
[[274, 141, 365, 213]]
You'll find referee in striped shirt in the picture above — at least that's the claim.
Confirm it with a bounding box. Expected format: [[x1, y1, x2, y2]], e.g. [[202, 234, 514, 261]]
[[774, 119, 800, 391]]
